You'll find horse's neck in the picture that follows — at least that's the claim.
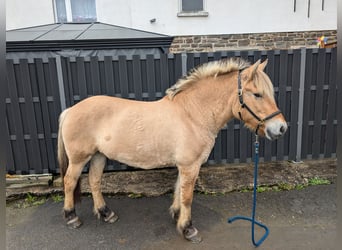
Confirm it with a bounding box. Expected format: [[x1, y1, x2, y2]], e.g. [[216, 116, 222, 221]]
[[174, 73, 237, 135]]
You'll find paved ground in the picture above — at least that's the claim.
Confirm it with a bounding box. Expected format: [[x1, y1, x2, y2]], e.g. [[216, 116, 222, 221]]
[[6, 184, 336, 250]]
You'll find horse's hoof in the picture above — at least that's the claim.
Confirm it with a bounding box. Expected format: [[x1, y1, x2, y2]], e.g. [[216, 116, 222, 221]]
[[103, 211, 119, 223], [183, 225, 202, 244], [98, 205, 119, 224], [66, 216, 83, 229]]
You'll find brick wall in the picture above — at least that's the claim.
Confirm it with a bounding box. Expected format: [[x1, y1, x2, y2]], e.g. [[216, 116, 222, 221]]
[[169, 30, 337, 53]]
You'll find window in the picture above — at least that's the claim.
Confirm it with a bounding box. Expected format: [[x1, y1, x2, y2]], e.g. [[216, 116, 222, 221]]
[[178, 0, 208, 17], [55, 0, 97, 23], [182, 0, 203, 12], [55, 0, 67, 23]]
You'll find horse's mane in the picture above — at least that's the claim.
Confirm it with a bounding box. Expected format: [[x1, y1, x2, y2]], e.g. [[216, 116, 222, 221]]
[[166, 58, 250, 99]]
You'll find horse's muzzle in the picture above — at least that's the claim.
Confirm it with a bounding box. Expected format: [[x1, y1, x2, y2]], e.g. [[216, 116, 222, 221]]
[[265, 120, 287, 140]]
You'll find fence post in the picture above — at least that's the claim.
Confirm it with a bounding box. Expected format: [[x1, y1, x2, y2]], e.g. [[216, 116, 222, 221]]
[[295, 48, 306, 162], [55, 55, 67, 111], [181, 53, 187, 76]]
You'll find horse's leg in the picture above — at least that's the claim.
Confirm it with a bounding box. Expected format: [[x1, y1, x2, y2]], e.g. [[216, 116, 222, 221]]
[[63, 159, 89, 229], [177, 165, 202, 243], [169, 173, 181, 222], [89, 153, 118, 223]]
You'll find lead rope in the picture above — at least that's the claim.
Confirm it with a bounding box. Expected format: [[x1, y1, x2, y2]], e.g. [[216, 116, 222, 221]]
[[228, 134, 269, 247]]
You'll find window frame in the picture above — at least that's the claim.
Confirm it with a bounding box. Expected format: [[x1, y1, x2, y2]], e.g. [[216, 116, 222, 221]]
[[53, 0, 97, 23], [177, 0, 209, 17]]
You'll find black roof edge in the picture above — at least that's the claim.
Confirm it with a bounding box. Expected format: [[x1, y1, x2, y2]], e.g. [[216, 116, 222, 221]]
[[6, 37, 174, 52]]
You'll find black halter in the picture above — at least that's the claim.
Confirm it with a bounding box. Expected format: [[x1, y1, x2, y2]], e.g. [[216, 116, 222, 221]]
[[237, 70, 282, 135]]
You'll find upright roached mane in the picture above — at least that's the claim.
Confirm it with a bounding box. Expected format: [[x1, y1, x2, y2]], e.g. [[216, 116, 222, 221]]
[[166, 57, 274, 100], [166, 58, 250, 99]]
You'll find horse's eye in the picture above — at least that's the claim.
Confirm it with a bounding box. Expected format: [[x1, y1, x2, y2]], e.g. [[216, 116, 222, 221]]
[[253, 93, 262, 98]]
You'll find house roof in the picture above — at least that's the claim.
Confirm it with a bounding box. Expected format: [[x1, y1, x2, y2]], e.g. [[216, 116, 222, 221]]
[[6, 22, 173, 52]]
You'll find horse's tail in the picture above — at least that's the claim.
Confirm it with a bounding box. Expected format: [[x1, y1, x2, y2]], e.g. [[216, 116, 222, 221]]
[[57, 108, 81, 203]]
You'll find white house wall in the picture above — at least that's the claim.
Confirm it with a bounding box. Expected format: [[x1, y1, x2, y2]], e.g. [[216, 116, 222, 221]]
[[6, 0, 55, 30], [96, 0, 337, 35], [7, 0, 337, 35]]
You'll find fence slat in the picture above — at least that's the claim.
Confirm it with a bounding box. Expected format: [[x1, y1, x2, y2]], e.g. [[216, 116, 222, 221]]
[[90, 57, 101, 95], [146, 55, 156, 100], [263, 50, 276, 161], [48, 57, 62, 128], [214, 131, 222, 163], [118, 55, 129, 98], [132, 55, 143, 100], [61, 57, 74, 106], [288, 49, 301, 160], [20, 59, 43, 173], [160, 54, 170, 93], [276, 51, 288, 160], [35, 58, 56, 172], [104, 56, 115, 96], [76, 57, 88, 99], [325, 49, 337, 157], [226, 122, 235, 163], [9, 60, 30, 174], [312, 49, 326, 158], [301, 49, 313, 158]]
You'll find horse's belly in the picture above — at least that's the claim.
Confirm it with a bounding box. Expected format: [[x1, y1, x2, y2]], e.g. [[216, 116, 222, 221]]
[[100, 139, 175, 169], [108, 150, 174, 169]]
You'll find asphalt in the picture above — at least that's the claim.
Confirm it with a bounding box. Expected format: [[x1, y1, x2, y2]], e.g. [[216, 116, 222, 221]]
[[6, 184, 336, 250]]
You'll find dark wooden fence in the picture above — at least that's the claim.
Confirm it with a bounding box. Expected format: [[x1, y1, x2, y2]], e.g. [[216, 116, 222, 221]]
[[5, 48, 337, 174]]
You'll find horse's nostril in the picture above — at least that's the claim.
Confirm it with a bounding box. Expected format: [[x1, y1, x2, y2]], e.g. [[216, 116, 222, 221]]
[[280, 125, 285, 134]]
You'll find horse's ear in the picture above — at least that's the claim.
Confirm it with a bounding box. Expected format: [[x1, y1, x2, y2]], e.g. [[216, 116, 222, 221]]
[[244, 59, 261, 80], [258, 59, 268, 71]]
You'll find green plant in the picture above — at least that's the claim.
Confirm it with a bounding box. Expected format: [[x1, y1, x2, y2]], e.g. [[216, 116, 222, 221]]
[[295, 184, 306, 190], [256, 186, 269, 193], [25, 193, 36, 203], [278, 183, 294, 191], [51, 193, 64, 203], [239, 187, 251, 193], [24, 193, 46, 207], [128, 193, 143, 199], [308, 177, 331, 186]]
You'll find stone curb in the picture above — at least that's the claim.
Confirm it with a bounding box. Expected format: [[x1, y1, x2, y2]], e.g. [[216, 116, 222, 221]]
[[6, 158, 337, 199]]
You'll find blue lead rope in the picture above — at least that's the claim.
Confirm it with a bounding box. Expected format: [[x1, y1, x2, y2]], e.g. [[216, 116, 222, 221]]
[[228, 134, 269, 247]]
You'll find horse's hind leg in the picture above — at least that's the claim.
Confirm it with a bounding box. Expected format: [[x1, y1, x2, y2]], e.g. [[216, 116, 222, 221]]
[[89, 153, 118, 223], [64, 159, 89, 229], [169, 173, 181, 222]]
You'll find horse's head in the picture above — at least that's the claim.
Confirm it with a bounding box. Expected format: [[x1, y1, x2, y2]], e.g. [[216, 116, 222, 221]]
[[233, 59, 287, 140]]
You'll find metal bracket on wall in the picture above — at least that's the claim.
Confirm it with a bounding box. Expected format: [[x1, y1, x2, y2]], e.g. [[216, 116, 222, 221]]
[[294, 0, 324, 16]]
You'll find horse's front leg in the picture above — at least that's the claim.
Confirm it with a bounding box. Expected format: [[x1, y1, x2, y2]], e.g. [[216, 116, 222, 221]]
[[176, 165, 202, 243], [89, 153, 118, 223]]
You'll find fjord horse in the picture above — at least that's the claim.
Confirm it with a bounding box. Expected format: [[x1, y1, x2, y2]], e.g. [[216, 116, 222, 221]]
[[57, 58, 287, 243]]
